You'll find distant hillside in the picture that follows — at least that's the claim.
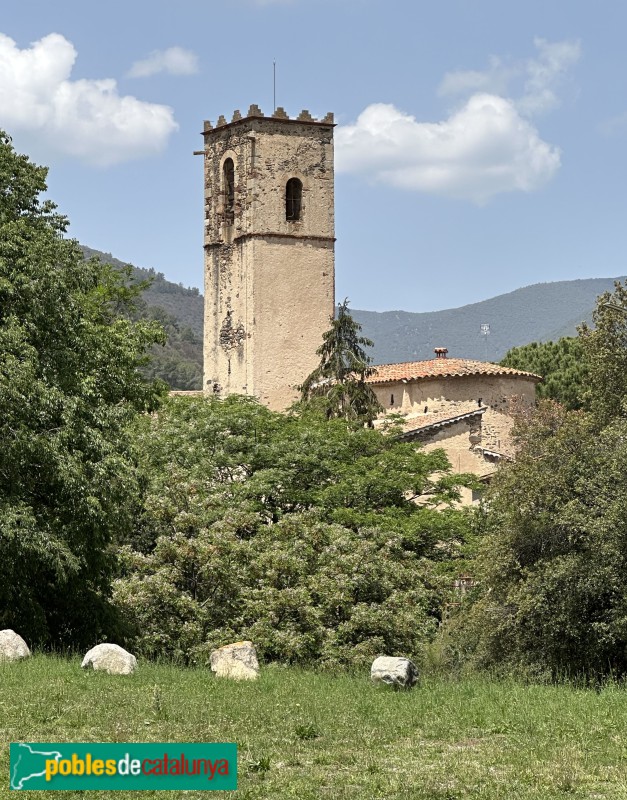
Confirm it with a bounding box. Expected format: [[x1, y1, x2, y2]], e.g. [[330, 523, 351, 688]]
[[81, 246, 203, 390], [82, 244, 626, 386], [352, 277, 627, 364], [81, 246, 203, 335]]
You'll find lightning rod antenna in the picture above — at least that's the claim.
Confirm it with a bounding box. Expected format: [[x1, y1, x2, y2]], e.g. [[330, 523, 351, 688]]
[[273, 60, 276, 111]]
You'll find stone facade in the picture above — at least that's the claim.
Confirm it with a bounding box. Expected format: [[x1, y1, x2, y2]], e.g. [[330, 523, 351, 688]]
[[408, 416, 499, 505], [372, 373, 537, 456], [201, 106, 335, 410], [368, 356, 541, 504]]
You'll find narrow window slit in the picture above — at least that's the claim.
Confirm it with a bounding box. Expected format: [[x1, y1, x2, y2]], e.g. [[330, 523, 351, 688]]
[[286, 178, 302, 221], [223, 158, 235, 225]]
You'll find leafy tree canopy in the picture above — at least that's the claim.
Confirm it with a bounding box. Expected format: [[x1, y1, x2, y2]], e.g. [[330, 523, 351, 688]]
[[0, 132, 166, 646], [446, 400, 627, 679], [114, 395, 474, 666], [448, 286, 627, 680], [578, 280, 627, 424]]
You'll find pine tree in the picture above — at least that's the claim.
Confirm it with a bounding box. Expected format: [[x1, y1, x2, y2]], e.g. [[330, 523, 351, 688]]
[[299, 299, 382, 424], [500, 337, 586, 410]]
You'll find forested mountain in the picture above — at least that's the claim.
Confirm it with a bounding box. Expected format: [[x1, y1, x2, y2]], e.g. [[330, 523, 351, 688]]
[[83, 244, 626, 388], [81, 246, 203, 390], [351, 276, 627, 365], [81, 246, 203, 334]]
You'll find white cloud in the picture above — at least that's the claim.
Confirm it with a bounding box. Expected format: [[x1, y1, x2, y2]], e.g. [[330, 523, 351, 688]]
[[0, 32, 178, 166], [336, 96, 560, 204], [127, 46, 199, 78], [337, 38, 578, 203], [438, 56, 513, 99], [518, 38, 581, 116], [439, 37, 580, 117]]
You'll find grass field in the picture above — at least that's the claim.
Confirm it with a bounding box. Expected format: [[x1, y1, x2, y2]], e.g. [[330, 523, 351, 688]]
[[1, 655, 627, 799]]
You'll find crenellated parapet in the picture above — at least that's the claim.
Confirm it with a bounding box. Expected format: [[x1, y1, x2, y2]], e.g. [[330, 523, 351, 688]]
[[202, 106, 334, 132]]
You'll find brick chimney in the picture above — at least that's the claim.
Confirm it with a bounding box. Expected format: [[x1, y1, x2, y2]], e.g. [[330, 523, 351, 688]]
[[434, 347, 448, 359]]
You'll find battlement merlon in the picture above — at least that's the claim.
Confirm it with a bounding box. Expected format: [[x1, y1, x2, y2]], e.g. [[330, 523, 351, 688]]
[[201, 108, 335, 136]]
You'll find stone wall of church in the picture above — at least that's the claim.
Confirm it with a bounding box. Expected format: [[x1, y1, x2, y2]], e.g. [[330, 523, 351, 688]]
[[373, 373, 537, 456], [419, 421, 495, 505]]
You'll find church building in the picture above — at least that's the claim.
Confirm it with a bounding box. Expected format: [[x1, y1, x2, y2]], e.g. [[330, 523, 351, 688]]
[[366, 348, 541, 503], [198, 104, 540, 503], [200, 104, 335, 410]]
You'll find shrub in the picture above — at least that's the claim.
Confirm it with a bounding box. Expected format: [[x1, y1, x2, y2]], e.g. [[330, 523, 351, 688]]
[[114, 513, 436, 668], [114, 396, 473, 666]]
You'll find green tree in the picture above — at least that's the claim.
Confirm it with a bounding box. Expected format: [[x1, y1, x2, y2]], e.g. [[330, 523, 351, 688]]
[[446, 399, 627, 679], [442, 286, 627, 680], [500, 337, 586, 410], [0, 132, 165, 647], [579, 280, 627, 424], [114, 395, 474, 666], [299, 299, 382, 424]]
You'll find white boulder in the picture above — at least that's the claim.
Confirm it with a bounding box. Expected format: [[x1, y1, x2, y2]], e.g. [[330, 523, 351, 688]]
[[371, 656, 419, 689], [0, 630, 30, 662], [210, 641, 259, 681], [81, 643, 137, 675]]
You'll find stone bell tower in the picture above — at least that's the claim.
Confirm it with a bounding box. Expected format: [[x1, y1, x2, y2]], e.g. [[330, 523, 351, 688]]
[[200, 104, 335, 410]]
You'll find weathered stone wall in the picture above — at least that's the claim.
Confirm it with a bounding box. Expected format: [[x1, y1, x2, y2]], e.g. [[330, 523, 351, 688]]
[[418, 421, 494, 505], [373, 374, 537, 414], [202, 109, 335, 409], [373, 374, 537, 456], [251, 237, 334, 409]]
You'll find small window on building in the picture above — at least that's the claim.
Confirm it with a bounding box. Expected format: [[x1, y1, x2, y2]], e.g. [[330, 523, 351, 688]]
[[286, 177, 302, 221], [390, 394, 394, 406], [223, 158, 235, 225]]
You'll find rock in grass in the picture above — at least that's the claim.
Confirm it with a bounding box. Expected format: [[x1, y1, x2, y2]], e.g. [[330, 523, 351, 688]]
[[210, 641, 259, 681], [371, 656, 419, 689], [0, 630, 30, 662], [81, 643, 137, 675]]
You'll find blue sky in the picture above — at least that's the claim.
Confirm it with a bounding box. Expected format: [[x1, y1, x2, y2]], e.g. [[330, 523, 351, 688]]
[[2, 0, 627, 312]]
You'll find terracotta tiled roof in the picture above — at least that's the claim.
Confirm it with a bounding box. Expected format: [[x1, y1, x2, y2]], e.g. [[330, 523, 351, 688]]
[[365, 358, 542, 384], [396, 404, 486, 436]]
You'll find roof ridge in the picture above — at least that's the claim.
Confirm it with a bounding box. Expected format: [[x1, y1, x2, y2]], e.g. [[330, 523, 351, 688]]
[[365, 357, 542, 383]]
